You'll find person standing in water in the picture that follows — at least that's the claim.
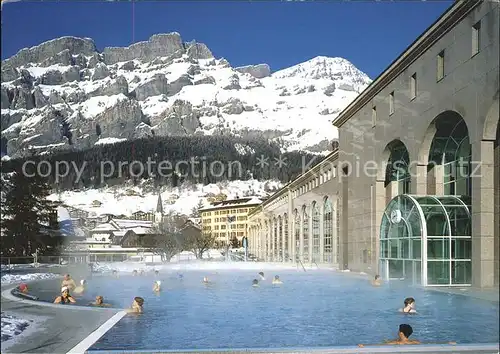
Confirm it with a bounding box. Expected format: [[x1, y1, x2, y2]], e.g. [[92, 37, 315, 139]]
[[272, 275, 283, 284], [400, 297, 417, 313], [89, 295, 111, 307], [61, 274, 77, 291], [126, 297, 144, 313], [358, 324, 456, 347], [54, 287, 76, 304], [73, 279, 86, 295], [153, 280, 161, 292], [371, 275, 382, 286]]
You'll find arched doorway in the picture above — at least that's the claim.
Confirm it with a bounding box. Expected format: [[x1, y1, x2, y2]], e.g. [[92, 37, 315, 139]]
[[427, 111, 471, 196], [380, 194, 471, 286], [384, 140, 411, 202], [311, 202, 320, 263], [283, 213, 289, 262], [302, 206, 309, 263], [294, 209, 300, 262], [323, 198, 333, 263]]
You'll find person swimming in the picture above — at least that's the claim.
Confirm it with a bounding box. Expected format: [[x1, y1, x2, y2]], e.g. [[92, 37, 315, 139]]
[[18, 283, 29, 294], [112, 270, 118, 277], [203, 277, 211, 284], [89, 295, 111, 307], [252, 279, 259, 287], [400, 297, 417, 313], [371, 274, 382, 286], [153, 280, 161, 292], [258, 272, 265, 280], [132, 270, 138, 276], [54, 286, 76, 304], [73, 279, 86, 295], [126, 297, 144, 313], [61, 274, 77, 291], [154, 270, 159, 276], [177, 273, 184, 279], [272, 275, 283, 284], [139, 269, 145, 276]]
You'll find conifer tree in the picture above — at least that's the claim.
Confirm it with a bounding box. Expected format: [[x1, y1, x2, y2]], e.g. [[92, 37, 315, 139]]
[[2, 165, 59, 256]]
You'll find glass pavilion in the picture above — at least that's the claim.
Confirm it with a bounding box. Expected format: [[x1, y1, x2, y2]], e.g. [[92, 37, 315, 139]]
[[380, 194, 472, 286]]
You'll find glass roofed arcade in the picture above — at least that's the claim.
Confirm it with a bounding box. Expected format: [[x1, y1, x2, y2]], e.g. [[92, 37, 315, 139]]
[[380, 195, 471, 287]]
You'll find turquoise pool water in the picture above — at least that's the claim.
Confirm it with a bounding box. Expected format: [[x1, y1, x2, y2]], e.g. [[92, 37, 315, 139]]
[[83, 270, 498, 351]]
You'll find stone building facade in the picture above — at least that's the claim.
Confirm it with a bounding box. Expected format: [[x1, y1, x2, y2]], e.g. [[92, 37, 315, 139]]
[[248, 0, 499, 288]]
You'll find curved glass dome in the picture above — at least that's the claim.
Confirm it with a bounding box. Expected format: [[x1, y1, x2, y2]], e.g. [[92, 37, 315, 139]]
[[380, 195, 472, 286]]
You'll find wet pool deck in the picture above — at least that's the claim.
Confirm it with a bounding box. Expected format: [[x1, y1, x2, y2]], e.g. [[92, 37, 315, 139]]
[[1, 279, 122, 353], [1, 267, 499, 354]]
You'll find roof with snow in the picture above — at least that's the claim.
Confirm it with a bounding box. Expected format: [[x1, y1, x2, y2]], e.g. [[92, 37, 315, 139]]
[[199, 197, 263, 211]]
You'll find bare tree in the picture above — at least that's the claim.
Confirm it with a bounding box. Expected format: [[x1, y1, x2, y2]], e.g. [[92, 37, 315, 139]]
[[147, 212, 189, 262], [185, 228, 217, 260]]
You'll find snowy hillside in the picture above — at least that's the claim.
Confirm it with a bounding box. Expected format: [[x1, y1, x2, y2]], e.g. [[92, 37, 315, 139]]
[[47, 179, 282, 217], [1, 33, 371, 158]]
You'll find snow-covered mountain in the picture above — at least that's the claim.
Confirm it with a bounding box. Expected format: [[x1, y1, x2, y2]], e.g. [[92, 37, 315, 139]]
[[1, 33, 371, 159]]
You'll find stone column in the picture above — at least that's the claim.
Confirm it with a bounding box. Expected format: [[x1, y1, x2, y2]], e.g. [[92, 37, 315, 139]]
[[471, 140, 496, 288], [375, 179, 386, 275], [332, 198, 338, 266], [414, 164, 428, 195]]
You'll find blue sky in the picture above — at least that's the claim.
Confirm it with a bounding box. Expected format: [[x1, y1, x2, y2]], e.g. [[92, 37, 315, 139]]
[[1, 0, 453, 79]]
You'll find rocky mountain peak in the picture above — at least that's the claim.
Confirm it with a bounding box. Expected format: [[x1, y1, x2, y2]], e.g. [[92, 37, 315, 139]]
[[1, 33, 371, 159]]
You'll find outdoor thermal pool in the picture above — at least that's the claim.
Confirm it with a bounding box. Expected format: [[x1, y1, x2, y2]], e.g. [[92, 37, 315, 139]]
[[52, 269, 499, 351]]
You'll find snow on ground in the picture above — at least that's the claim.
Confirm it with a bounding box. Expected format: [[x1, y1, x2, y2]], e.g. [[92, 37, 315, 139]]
[[1, 273, 60, 286], [48, 179, 281, 217], [94, 259, 308, 274], [1, 313, 33, 343]]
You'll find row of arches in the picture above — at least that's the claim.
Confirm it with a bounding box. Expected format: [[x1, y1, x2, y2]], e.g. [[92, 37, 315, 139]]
[[248, 197, 338, 265]]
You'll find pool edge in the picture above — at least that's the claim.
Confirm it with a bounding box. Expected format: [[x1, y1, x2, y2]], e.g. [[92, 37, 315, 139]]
[[67, 310, 128, 354]]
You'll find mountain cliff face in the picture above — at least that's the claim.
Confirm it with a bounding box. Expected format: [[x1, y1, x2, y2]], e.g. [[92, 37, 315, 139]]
[[1, 33, 371, 159]]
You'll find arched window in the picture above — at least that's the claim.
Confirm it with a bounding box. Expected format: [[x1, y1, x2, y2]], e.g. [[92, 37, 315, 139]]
[[302, 206, 309, 263], [278, 216, 283, 262], [294, 210, 300, 261], [428, 112, 471, 196], [385, 140, 411, 195], [312, 202, 320, 263], [323, 198, 333, 263], [284, 213, 289, 261]]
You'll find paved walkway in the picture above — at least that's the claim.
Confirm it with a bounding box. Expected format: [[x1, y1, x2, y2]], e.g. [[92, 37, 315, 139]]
[[1, 280, 121, 353]]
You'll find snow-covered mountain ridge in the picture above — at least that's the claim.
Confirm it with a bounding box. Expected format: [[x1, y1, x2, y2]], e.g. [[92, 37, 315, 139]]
[[1, 33, 371, 159]]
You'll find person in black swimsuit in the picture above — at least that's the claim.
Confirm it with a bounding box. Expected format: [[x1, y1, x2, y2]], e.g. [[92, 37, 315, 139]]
[[54, 286, 76, 304]]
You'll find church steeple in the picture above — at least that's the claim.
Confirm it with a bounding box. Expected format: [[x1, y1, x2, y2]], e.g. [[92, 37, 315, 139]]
[[156, 193, 164, 214], [154, 193, 164, 225]]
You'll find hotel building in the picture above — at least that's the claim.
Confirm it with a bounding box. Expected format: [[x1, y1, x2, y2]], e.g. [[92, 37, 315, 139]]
[[200, 197, 263, 246]]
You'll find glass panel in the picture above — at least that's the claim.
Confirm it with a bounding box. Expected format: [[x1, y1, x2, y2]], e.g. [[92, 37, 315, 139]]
[[412, 239, 421, 259], [400, 239, 410, 258], [389, 239, 399, 258], [423, 206, 449, 236], [380, 214, 390, 239], [437, 196, 463, 206], [427, 261, 450, 285], [427, 238, 450, 260], [414, 261, 422, 285], [404, 260, 414, 282], [389, 260, 404, 279], [414, 196, 440, 205], [381, 240, 388, 258], [407, 209, 422, 237], [446, 206, 471, 236], [455, 177, 469, 196], [452, 260, 472, 285], [451, 238, 472, 259]]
